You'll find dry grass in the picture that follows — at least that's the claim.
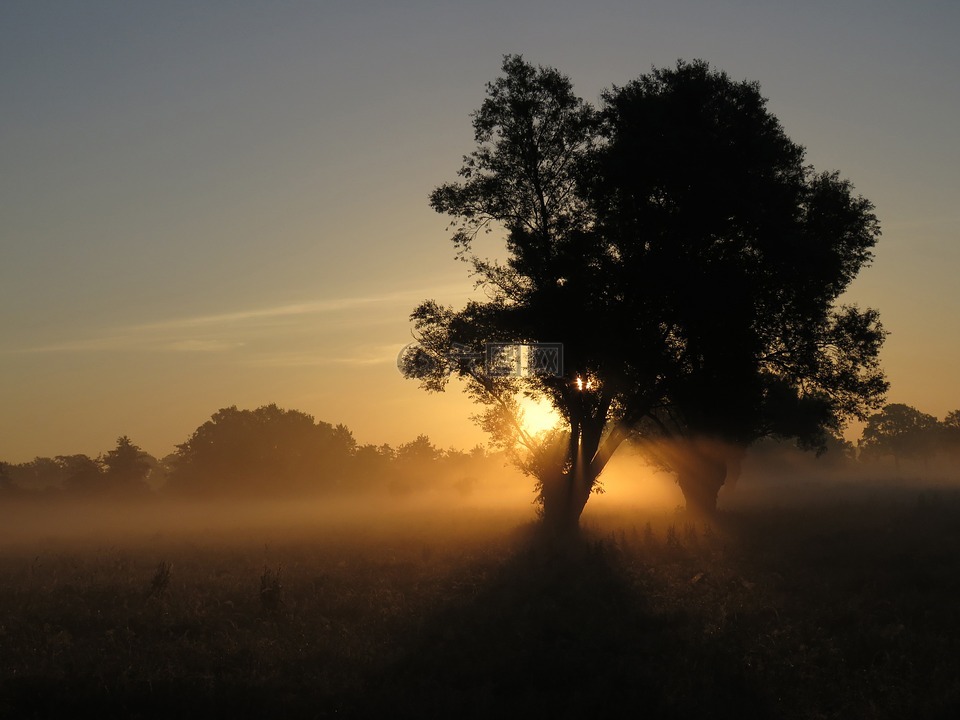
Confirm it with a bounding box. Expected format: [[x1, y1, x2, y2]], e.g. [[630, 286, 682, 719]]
[[2, 490, 960, 718]]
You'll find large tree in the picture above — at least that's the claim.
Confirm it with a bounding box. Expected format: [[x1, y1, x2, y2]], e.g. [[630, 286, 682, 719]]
[[100, 436, 154, 495], [858, 403, 940, 470], [165, 405, 356, 496], [405, 55, 886, 531]]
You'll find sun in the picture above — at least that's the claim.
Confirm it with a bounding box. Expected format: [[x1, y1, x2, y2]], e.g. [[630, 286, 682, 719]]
[[519, 396, 561, 437]]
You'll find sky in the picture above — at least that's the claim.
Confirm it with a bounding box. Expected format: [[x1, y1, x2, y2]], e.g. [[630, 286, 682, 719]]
[[1, 1, 959, 463]]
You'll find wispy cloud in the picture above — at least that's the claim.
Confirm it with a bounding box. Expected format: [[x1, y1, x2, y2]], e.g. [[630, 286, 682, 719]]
[[164, 339, 246, 353], [8, 334, 246, 354], [247, 343, 406, 369], [5, 285, 471, 355], [127, 284, 472, 333]]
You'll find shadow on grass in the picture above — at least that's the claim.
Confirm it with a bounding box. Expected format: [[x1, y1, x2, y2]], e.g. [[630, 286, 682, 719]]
[[0, 520, 784, 719], [338, 525, 773, 719]]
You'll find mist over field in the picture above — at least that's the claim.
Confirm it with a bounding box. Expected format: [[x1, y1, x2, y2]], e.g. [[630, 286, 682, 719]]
[[5, 420, 960, 719], [4, 423, 960, 546], [0, 451, 656, 544]]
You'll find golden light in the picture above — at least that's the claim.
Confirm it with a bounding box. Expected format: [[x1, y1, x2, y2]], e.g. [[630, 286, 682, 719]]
[[574, 376, 597, 391], [519, 396, 561, 437]]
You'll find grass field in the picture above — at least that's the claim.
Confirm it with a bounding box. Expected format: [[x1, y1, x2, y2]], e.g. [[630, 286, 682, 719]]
[[2, 484, 960, 719]]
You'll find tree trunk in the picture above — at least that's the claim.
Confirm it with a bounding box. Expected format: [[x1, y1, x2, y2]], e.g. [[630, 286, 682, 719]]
[[539, 466, 594, 537], [537, 414, 609, 537], [677, 460, 726, 517], [675, 442, 741, 517]]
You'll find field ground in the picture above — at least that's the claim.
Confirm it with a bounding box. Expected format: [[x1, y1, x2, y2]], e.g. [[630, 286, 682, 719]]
[[2, 484, 960, 718]]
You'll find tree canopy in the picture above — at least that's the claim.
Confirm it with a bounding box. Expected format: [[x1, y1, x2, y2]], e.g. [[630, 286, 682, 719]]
[[405, 55, 887, 527], [99, 435, 154, 492], [858, 403, 941, 468], [165, 404, 356, 496]]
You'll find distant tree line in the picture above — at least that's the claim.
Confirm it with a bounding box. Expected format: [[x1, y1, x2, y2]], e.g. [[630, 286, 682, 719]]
[[0, 404, 503, 501], [858, 404, 960, 471], [2, 402, 958, 502], [0, 435, 155, 499]]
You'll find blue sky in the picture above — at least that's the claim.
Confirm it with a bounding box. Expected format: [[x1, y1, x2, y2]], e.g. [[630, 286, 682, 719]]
[[2, 1, 959, 461]]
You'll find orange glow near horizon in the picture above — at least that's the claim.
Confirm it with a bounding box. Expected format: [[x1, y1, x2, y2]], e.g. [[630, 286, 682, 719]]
[[3, 3, 960, 468]]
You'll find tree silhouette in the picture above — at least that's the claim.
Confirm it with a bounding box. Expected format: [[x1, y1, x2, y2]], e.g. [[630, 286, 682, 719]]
[[858, 403, 940, 471], [388, 434, 443, 495], [396, 435, 442, 464], [6, 457, 68, 492], [406, 55, 886, 530], [58, 453, 107, 496], [590, 60, 887, 512], [942, 410, 960, 462], [165, 405, 356, 496], [0, 445, 153, 499], [100, 436, 153, 495], [345, 443, 391, 492], [0, 461, 14, 495]]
